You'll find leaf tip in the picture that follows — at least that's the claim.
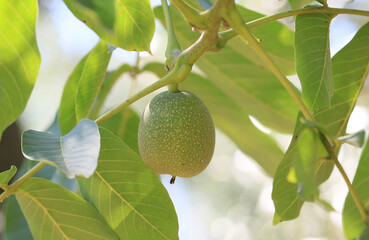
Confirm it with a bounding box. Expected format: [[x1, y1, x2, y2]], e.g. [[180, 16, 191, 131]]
[[273, 212, 282, 225]]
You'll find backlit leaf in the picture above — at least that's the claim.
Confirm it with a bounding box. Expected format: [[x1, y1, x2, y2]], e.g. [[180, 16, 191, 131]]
[[59, 40, 111, 134], [16, 178, 118, 240], [91, 64, 132, 119], [0, 0, 41, 140], [294, 127, 320, 201], [272, 21, 369, 223], [358, 226, 369, 240], [101, 108, 140, 153], [22, 119, 100, 179], [77, 127, 179, 239], [0, 165, 17, 189], [63, 0, 155, 52], [343, 136, 369, 239], [295, 13, 334, 111]]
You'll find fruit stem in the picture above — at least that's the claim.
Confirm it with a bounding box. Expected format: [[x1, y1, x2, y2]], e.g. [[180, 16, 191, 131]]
[[168, 83, 179, 92]]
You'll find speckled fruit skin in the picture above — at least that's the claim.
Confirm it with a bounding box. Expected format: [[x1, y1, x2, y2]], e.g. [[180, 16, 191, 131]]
[[138, 90, 215, 178]]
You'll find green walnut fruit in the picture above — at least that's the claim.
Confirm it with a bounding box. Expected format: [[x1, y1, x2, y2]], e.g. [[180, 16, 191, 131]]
[[138, 90, 215, 179]]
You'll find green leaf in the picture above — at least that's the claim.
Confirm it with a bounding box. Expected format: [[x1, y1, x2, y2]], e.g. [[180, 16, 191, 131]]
[[337, 130, 366, 148], [272, 21, 369, 223], [288, 0, 315, 9], [59, 40, 111, 134], [91, 64, 132, 119], [0, 0, 41, 140], [63, 0, 155, 52], [295, 14, 334, 111], [343, 136, 369, 239], [4, 195, 33, 240], [143, 62, 284, 176], [357, 226, 369, 240], [0, 165, 17, 189], [16, 177, 118, 240], [77, 127, 179, 239], [155, 5, 298, 133], [22, 119, 100, 178], [294, 127, 320, 201], [101, 108, 140, 153]]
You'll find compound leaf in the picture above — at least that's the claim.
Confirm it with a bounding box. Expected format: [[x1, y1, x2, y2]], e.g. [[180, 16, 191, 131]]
[[272, 21, 369, 223]]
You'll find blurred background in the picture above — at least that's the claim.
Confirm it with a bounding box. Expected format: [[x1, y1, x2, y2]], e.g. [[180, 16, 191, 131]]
[[1, 0, 369, 239]]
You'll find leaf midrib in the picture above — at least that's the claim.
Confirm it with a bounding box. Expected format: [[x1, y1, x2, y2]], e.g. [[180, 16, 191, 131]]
[[117, 1, 149, 48], [94, 170, 171, 240], [17, 189, 69, 239], [311, 16, 333, 109]]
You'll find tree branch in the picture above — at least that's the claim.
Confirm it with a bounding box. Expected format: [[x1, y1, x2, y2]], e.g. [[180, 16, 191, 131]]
[[218, 7, 369, 45]]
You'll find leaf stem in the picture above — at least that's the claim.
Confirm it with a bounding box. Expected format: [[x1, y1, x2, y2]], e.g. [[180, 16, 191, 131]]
[[162, 0, 182, 70], [222, 5, 315, 122], [95, 63, 192, 125], [320, 135, 368, 224], [224, 3, 368, 224], [218, 7, 369, 44], [0, 162, 47, 202]]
